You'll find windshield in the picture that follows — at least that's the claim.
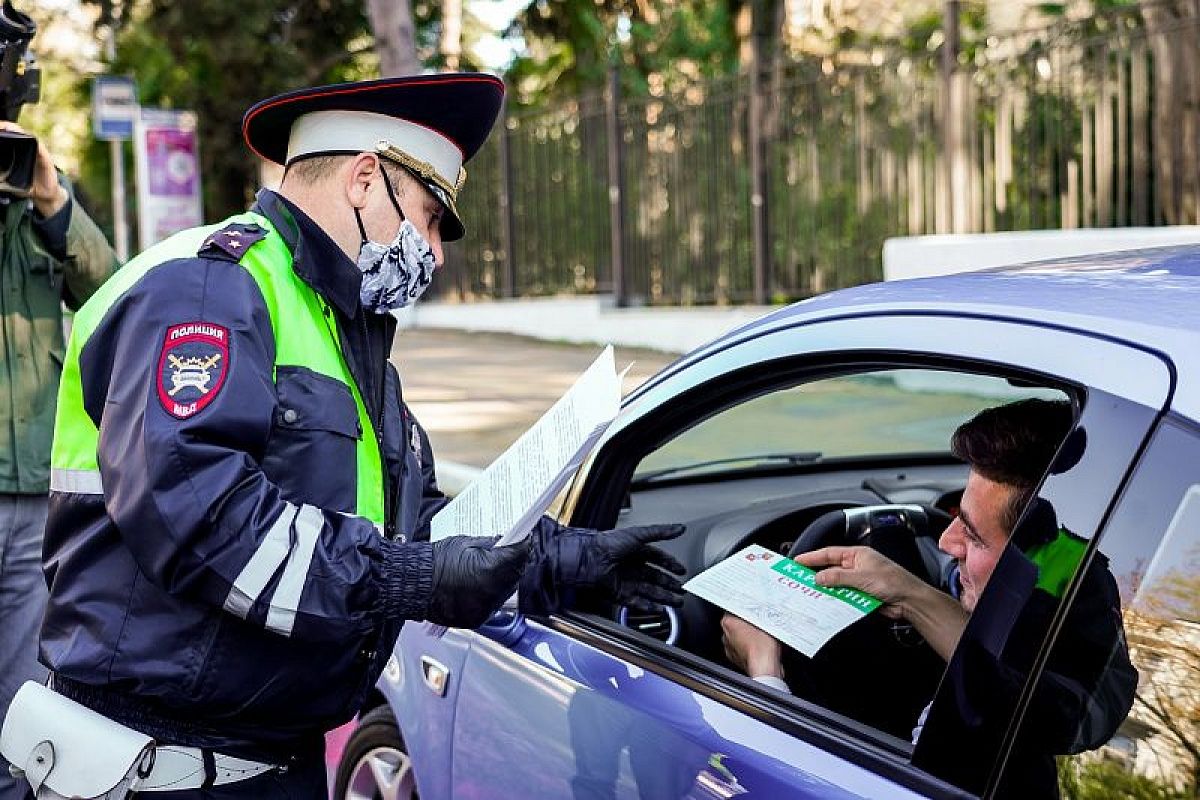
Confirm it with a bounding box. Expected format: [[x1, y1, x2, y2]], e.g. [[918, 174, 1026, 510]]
[[634, 369, 1065, 480]]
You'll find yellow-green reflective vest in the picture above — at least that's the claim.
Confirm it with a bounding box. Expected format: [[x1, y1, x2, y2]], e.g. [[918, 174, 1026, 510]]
[[50, 212, 384, 524]]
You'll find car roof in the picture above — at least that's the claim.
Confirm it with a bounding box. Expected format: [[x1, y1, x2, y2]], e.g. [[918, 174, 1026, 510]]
[[701, 244, 1200, 419]]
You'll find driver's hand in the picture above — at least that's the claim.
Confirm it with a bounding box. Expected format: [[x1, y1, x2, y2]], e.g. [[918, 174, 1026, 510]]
[[0, 121, 67, 216], [795, 545, 925, 620], [721, 614, 784, 680]]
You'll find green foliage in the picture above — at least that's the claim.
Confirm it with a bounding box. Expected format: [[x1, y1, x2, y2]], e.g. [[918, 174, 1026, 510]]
[[79, 0, 376, 224], [506, 0, 741, 106], [998, 87, 1082, 231], [1058, 757, 1190, 800], [445, 0, 1188, 304]]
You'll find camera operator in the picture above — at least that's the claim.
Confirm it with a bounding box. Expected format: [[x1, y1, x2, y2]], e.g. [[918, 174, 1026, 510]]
[[0, 3, 119, 797]]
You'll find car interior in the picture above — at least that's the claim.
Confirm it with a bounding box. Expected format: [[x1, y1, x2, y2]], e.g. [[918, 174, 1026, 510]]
[[560, 362, 1074, 745]]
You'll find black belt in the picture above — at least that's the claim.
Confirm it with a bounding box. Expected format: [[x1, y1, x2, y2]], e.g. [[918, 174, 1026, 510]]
[[49, 674, 320, 764]]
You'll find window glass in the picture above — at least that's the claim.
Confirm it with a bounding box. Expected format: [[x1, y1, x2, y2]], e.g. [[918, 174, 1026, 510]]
[[912, 387, 1158, 796], [1015, 419, 1200, 798], [635, 369, 1062, 480]]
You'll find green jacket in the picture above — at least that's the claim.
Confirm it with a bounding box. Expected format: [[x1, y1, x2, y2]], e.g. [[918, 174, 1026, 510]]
[[0, 182, 119, 494]]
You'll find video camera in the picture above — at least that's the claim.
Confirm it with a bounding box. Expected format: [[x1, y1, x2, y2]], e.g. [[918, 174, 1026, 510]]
[[0, 0, 39, 194]]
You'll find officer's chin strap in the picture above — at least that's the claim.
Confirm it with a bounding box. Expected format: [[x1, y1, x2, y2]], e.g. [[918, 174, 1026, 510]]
[[354, 205, 369, 248], [379, 164, 409, 225]]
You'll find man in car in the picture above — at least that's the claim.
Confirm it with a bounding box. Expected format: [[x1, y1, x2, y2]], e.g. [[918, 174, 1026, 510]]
[[721, 398, 1136, 796]]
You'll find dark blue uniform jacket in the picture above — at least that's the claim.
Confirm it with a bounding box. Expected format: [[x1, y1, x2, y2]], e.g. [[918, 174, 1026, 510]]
[[39, 191, 473, 761]]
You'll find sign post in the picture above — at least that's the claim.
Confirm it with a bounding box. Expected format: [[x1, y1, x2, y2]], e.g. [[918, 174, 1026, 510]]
[[92, 76, 137, 261], [133, 109, 203, 251]]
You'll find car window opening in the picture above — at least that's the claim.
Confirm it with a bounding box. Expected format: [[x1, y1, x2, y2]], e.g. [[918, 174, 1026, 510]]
[[567, 364, 1149, 797]]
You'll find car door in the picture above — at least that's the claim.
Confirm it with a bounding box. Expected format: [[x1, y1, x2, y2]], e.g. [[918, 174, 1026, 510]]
[[448, 312, 1173, 799], [450, 612, 950, 799]]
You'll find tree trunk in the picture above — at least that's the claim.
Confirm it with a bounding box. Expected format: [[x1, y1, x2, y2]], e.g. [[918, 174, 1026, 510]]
[[1142, 0, 1200, 224], [440, 0, 462, 71], [367, 0, 420, 77]]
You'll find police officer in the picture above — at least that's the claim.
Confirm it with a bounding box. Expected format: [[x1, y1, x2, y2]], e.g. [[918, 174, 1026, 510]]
[[29, 75, 684, 798]]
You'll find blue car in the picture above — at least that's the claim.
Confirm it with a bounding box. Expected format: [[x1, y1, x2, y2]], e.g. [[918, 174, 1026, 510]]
[[334, 247, 1200, 799]]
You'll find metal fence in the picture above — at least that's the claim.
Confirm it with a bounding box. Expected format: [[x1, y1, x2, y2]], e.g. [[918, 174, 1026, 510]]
[[441, 12, 1200, 305]]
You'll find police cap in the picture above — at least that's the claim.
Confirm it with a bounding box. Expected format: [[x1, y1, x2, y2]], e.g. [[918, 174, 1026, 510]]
[[242, 73, 505, 241]]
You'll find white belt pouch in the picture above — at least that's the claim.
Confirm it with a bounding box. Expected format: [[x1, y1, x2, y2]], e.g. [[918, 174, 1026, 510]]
[[1, 680, 156, 799]]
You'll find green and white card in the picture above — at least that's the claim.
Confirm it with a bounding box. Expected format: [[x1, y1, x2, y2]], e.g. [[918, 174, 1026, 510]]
[[684, 544, 882, 658]]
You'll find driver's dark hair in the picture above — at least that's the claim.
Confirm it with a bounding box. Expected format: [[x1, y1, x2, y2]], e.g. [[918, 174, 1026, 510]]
[[950, 398, 1073, 533]]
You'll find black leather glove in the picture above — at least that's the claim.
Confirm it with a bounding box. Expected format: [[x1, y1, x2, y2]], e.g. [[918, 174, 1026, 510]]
[[522, 523, 687, 614], [428, 536, 531, 628]]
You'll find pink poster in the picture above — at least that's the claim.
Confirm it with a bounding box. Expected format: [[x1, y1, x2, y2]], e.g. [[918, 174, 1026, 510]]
[[145, 128, 198, 197], [135, 109, 204, 250]]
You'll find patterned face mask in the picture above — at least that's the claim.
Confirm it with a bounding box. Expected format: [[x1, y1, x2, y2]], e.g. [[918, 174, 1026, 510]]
[[353, 169, 438, 313]]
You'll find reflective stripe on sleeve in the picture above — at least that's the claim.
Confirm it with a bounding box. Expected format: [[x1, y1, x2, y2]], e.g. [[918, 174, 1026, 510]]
[[49, 468, 104, 495], [265, 504, 325, 636], [223, 502, 298, 619]]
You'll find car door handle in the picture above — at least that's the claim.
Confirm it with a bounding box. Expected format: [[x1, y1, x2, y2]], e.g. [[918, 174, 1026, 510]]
[[420, 655, 450, 697]]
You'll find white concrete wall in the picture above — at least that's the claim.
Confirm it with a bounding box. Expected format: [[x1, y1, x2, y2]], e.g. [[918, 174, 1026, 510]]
[[397, 295, 774, 355], [410, 228, 1200, 353], [883, 227, 1200, 281]]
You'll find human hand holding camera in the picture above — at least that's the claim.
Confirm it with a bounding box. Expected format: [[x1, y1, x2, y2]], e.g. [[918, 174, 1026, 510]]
[[0, 120, 65, 216]]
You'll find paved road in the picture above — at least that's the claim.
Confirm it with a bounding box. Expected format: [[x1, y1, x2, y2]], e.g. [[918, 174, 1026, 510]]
[[390, 328, 676, 468]]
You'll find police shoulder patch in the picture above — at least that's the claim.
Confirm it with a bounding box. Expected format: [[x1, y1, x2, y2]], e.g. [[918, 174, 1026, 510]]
[[158, 322, 230, 419], [198, 222, 266, 262]]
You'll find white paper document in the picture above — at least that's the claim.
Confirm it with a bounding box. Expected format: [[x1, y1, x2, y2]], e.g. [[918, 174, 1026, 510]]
[[684, 544, 882, 658], [430, 345, 622, 546]]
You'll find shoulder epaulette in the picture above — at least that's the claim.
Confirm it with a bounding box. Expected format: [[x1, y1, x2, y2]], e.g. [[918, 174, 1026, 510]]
[[198, 222, 267, 262]]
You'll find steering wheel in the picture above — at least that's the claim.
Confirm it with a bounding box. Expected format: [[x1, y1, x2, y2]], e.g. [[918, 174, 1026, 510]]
[[777, 503, 954, 739], [787, 504, 953, 589]]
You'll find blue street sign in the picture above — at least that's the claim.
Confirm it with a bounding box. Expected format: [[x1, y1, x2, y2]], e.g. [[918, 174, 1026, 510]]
[[93, 76, 138, 141]]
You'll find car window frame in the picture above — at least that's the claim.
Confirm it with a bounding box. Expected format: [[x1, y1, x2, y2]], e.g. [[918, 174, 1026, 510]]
[[554, 312, 1173, 523], [538, 320, 1172, 798]]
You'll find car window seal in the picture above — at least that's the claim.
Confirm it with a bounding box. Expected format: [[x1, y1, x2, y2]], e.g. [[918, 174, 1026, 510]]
[[625, 309, 1175, 409]]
